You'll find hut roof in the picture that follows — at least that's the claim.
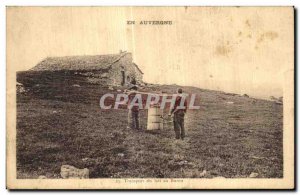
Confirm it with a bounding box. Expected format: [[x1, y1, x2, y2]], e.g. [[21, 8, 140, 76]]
[[31, 52, 131, 71]]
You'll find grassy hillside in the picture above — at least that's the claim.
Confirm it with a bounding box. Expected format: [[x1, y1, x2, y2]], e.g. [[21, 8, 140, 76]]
[[16, 71, 283, 178]]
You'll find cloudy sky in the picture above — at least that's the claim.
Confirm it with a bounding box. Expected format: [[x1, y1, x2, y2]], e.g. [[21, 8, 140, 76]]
[[7, 7, 293, 98]]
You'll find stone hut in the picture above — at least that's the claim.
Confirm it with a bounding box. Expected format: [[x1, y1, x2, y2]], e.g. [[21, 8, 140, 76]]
[[31, 51, 143, 86]]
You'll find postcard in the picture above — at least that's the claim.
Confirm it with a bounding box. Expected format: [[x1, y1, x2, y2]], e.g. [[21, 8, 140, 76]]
[[6, 6, 294, 189]]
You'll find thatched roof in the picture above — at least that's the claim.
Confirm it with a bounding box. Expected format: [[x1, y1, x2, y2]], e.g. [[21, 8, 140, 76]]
[[31, 52, 130, 71]]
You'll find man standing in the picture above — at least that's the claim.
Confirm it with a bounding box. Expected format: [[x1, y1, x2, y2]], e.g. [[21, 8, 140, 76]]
[[127, 85, 140, 130], [169, 88, 187, 140]]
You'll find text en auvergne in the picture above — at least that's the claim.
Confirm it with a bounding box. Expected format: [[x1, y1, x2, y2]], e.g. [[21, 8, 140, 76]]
[[127, 21, 173, 25]]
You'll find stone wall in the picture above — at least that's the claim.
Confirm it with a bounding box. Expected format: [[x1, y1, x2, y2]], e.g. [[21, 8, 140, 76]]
[[77, 70, 110, 85], [134, 65, 143, 83], [107, 53, 143, 86], [75, 53, 143, 87]]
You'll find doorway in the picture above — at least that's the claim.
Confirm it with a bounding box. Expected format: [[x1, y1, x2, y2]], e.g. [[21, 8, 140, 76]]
[[121, 71, 125, 86]]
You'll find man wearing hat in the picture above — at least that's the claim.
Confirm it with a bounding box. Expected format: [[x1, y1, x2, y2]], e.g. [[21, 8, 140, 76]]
[[127, 85, 140, 130], [169, 88, 187, 140]]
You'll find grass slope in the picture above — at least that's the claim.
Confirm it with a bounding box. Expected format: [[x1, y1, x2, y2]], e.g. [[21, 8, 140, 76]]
[[16, 71, 283, 178]]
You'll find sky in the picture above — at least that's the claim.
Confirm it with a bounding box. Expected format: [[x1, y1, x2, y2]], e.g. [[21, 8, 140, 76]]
[[7, 7, 294, 98]]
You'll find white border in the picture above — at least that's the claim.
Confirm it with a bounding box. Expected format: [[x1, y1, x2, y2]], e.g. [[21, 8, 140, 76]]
[[2, 0, 298, 194], [0, 0, 297, 6]]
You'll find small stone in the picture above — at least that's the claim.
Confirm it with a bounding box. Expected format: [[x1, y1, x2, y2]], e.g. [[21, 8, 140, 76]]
[[178, 160, 188, 166], [100, 73, 108, 78], [38, 175, 47, 179], [72, 84, 80, 87], [251, 156, 263, 160], [16, 82, 23, 86], [219, 163, 225, 167], [117, 153, 125, 157], [249, 172, 259, 178], [60, 165, 89, 179], [199, 170, 207, 177], [108, 86, 114, 90], [270, 96, 277, 101], [243, 94, 250, 98], [117, 89, 122, 92], [17, 82, 26, 93]]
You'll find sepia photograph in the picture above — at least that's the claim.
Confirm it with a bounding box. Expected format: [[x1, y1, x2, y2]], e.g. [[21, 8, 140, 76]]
[[6, 6, 294, 189]]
